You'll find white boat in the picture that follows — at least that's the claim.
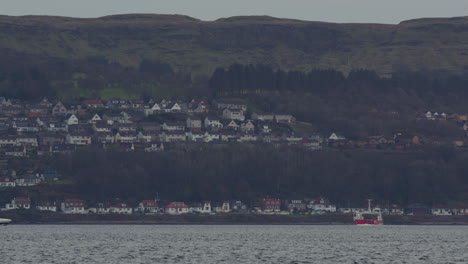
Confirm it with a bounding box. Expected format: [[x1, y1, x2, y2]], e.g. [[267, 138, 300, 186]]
[[0, 218, 12, 225]]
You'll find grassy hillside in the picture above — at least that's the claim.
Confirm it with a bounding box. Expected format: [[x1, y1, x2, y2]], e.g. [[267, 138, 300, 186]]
[[1, 14, 468, 77]]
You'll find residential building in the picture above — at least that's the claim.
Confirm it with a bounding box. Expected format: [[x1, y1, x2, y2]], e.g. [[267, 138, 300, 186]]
[[36, 202, 57, 212], [4, 197, 31, 210], [0, 177, 16, 187], [222, 108, 245, 121], [61, 199, 86, 214], [165, 202, 190, 214], [307, 198, 337, 212], [137, 200, 160, 214], [110, 203, 133, 214], [66, 133, 92, 145], [262, 198, 281, 212]]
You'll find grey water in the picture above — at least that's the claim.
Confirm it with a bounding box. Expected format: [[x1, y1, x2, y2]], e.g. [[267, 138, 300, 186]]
[[0, 225, 467, 264]]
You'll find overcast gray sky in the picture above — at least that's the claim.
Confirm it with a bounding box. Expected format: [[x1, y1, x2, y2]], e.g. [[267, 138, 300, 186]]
[[2, 0, 468, 24]]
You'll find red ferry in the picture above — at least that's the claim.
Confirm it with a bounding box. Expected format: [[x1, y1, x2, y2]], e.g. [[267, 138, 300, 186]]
[[353, 199, 384, 225]]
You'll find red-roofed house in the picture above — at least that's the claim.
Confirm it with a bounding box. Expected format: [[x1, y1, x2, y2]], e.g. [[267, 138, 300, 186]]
[[262, 198, 281, 212], [36, 201, 57, 212], [110, 203, 133, 214], [61, 199, 86, 214], [4, 197, 31, 210], [165, 202, 189, 215], [137, 200, 160, 214]]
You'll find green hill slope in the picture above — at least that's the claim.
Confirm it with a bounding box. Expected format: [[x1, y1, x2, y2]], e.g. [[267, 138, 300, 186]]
[[1, 14, 468, 76]]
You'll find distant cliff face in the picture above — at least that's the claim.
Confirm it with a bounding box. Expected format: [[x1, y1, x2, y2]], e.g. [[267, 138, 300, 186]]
[[1, 14, 468, 76]]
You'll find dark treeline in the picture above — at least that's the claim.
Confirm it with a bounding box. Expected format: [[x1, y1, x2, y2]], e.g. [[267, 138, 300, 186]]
[[0, 56, 196, 100], [28, 145, 468, 206], [209, 64, 468, 98]]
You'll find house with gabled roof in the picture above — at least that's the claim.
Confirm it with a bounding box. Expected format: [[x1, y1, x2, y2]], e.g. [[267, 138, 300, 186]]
[[187, 131, 205, 142], [115, 132, 138, 143], [4, 197, 31, 210], [165, 202, 190, 214], [161, 131, 186, 142], [186, 116, 202, 130], [190, 201, 212, 214], [238, 134, 257, 142], [66, 133, 92, 145], [162, 102, 183, 113], [307, 197, 336, 212], [88, 114, 102, 124], [88, 203, 110, 214], [61, 199, 86, 214], [203, 131, 220, 142], [213, 201, 231, 213], [222, 108, 245, 121], [214, 98, 247, 111], [204, 116, 223, 130], [52, 102, 68, 116], [329, 133, 346, 141], [223, 120, 240, 130], [36, 202, 57, 212], [64, 114, 79, 126], [240, 120, 255, 133], [137, 200, 160, 214], [262, 198, 281, 212], [274, 114, 296, 124], [110, 203, 133, 214]]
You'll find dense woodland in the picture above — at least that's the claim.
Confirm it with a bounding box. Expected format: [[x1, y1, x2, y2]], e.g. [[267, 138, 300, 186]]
[[1, 144, 465, 207]]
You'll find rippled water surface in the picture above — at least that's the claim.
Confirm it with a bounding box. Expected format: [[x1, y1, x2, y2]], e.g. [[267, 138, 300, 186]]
[[1, 225, 467, 263]]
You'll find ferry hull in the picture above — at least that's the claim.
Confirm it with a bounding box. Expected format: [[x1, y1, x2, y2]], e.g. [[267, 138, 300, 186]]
[[354, 220, 384, 225], [0, 218, 12, 225]]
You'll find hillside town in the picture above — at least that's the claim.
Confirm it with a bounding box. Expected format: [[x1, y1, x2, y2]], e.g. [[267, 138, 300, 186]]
[[1, 196, 467, 217], [1, 97, 468, 159]]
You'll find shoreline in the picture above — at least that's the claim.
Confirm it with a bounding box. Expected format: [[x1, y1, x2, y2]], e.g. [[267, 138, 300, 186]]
[[2, 212, 468, 225]]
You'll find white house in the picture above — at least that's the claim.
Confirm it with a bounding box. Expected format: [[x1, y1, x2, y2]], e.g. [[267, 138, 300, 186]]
[[186, 117, 202, 130], [213, 201, 231, 213], [222, 108, 245, 121], [137, 200, 160, 214], [431, 207, 452, 216], [36, 202, 57, 212], [88, 114, 102, 124], [329, 133, 346, 141], [204, 117, 223, 129], [203, 132, 219, 142], [110, 203, 133, 214], [240, 120, 255, 133], [88, 203, 110, 214], [4, 197, 31, 210], [191, 201, 212, 214], [66, 133, 92, 145], [307, 197, 336, 212], [61, 199, 86, 214], [65, 114, 79, 125]]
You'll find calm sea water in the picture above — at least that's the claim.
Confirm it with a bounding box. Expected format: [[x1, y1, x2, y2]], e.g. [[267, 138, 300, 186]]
[[0, 225, 467, 263]]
